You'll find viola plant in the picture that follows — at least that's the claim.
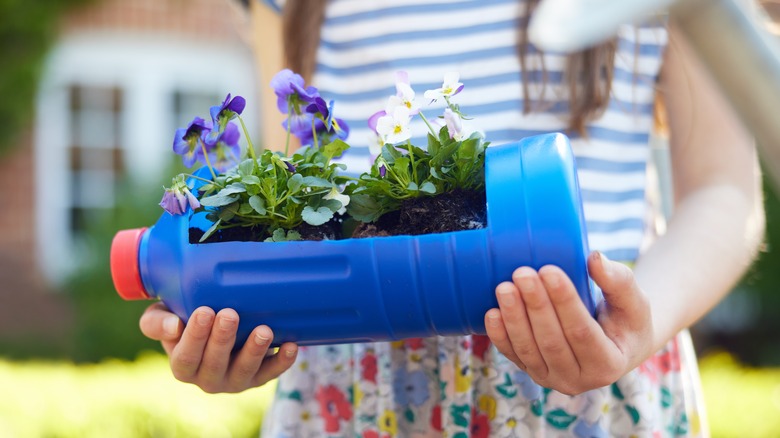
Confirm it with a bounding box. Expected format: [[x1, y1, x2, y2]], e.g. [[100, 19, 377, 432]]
[[346, 72, 488, 223], [160, 70, 351, 242]]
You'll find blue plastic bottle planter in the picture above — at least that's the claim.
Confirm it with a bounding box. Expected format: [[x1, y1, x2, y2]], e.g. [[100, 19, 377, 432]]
[[110, 133, 601, 347]]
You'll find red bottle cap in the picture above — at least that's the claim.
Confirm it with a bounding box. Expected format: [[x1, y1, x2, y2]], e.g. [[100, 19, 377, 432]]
[[110, 228, 150, 300]]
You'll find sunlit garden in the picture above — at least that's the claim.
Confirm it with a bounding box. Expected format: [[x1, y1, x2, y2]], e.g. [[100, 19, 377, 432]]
[[0, 351, 777, 437]]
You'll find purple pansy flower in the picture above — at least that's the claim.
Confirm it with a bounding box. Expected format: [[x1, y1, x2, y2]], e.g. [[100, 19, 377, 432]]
[[160, 174, 200, 215], [205, 94, 246, 146], [270, 68, 319, 114], [210, 93, 246, 124], [206, 122, 241, 172], [172, 117, 211, 168], [367, 110, 385, 134]]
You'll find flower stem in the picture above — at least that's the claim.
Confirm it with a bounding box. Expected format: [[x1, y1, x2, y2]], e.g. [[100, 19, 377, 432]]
[[418, 111, 438, 138], [198, 140, 218, 181], [237, 115, 258, 173], [285, 100, 293, 156], [311, 118, 319, 150]]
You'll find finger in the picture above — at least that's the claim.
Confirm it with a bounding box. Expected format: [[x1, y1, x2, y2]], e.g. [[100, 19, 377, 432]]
[[588, 251, 643, 313], [170, 306, 215, 382], [542, 263, 619, 369], [518, 266, 579, 375], [197, 308, 240, 391], [226, 325, 274, 390], [139, 302, 183, 342], [252, 342, 299, 387], [494, 278, 547, 375], [484, 307, 525, 370]]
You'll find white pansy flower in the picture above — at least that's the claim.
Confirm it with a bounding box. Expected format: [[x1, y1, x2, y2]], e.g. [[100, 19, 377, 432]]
[[424, 72, 464, 101], [376, 106, 412, 145], [323, 187, 350, 215]]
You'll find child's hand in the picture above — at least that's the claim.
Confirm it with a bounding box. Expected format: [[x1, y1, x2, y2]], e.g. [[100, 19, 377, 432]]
[[484, 251, 653, 396], [139, 303, 298, 393]]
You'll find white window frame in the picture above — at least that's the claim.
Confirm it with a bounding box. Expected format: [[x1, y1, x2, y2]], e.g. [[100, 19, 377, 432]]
[[34, 31, 258, 284]]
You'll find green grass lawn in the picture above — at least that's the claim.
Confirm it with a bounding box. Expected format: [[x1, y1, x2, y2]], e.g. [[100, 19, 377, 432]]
[[0, 351, 778, 437]]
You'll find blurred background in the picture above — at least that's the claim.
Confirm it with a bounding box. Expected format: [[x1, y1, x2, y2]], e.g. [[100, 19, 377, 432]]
[[0, 0, 779, 436]]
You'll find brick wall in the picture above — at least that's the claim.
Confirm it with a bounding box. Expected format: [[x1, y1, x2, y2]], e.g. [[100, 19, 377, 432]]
[[61, 0, 248, 43]]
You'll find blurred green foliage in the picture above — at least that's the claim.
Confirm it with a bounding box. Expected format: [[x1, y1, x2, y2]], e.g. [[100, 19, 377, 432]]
[[701, 174, 780, 366], [0, 352, 275, 437], [0, 0, 93, 156], [700, 352, 780, 437], [0, 351, 776, 437], [61, 166, 188, 362]]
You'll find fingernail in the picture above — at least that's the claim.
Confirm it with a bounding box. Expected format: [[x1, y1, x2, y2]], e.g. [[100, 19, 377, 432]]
[[219, 315, 237, 330], [487, 311, 501, 328], [542, 271, 560, 289], [516, 272, 536, 293], [599, 251, 612, 275], [285, 347, 297, 358], [254, 328, 270, 346], [163, 315, 180, 336], [196, 310, 213, 327], [497, 287, 516, 306]]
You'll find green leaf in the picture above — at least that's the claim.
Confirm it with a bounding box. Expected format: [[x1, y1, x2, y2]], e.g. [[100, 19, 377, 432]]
[[406, 181, 418, 191], [545, 408, 577, 429], [347, 194, 382, 223], [419, 181, 436, 194], [199, 219, 222, 242], [287, 173, 304, 193], [427, 133, 441, 156], [248, 195, 267, 215], [264, 228, 301, 242], [300, 176, 335, 188], [392, 157, 410, 179], [238, 159, 255, 176], [218, 202, 238, 221], [241, 175, 261, 186], [200, 193, 239, 207], [321, 199, 343, 212], [430, 141, 459, 167], [238, 203, 254, 215], [265, 228, 286, 242], [381, 143, 403, 161], [302, 206, 333, 226], [321, 139, 350, 160], [219, 184, 247, 196]]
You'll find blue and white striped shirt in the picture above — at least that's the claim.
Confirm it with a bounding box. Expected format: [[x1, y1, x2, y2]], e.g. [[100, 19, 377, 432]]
[[264, 0, 668, 262]]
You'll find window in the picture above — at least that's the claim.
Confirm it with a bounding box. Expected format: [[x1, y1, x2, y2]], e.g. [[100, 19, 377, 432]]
[[68, 85, 123, 238]]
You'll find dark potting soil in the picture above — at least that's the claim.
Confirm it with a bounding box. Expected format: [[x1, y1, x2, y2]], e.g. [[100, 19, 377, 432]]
[[189, 216, 344, 244], [351, 188, 487, 238], [188, 189, 486, 243]]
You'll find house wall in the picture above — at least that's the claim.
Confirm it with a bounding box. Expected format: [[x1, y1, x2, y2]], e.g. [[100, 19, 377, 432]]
[[0, 0, 258, 339]]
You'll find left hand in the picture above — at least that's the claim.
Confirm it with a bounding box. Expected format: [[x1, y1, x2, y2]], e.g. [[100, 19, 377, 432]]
[[484, 251, 653, 395]]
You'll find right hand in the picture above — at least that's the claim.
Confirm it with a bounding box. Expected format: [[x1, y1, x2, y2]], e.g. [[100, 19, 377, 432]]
[[139, 303, 298, 393]]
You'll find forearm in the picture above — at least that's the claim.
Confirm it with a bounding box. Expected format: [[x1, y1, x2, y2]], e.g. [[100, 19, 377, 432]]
[[633, 181, 764, 352]]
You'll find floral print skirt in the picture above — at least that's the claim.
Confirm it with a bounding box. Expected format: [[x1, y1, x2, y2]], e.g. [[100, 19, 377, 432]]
[[261, 331, 706, 437]]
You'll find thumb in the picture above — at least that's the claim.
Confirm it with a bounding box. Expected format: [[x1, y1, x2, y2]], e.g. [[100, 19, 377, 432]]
[[139, 302, 183, 342], [587, 251, 644, 314]]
